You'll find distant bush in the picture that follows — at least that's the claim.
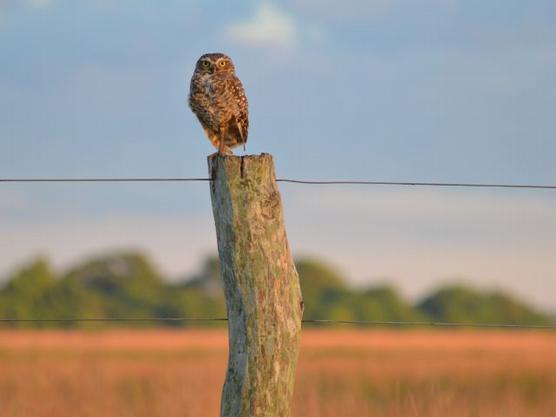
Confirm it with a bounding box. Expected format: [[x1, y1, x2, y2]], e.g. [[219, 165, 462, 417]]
[[0, 252, 553, 327]]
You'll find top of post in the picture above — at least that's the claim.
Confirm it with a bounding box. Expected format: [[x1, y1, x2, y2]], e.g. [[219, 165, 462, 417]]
[[208, 153, 275, 184]]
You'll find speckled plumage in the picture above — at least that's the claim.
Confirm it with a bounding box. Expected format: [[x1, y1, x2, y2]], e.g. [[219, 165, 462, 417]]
[[188, 53, 249, 154]]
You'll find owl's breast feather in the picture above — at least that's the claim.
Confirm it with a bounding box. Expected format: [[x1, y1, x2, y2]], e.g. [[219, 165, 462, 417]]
[[199, 74, 215, 96]]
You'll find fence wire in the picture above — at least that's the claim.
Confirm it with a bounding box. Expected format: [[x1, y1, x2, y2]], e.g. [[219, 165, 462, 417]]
[[1, 175, 554, 331], [0, 317, 554, 329], [1, 177, 556, 189]]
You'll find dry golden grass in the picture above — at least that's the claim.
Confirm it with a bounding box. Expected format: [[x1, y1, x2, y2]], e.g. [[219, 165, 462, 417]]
[[0, 329, 555, 417]]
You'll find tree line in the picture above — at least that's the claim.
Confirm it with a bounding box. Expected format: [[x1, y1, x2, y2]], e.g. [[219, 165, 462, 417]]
[[0, 252, 553, 327]]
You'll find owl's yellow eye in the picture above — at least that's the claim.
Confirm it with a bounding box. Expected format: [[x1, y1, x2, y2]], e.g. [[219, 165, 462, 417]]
[[217, 60, 226, 68], [201, 61, 210, 68]]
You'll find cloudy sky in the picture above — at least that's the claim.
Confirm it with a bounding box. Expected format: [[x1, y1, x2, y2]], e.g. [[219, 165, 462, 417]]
[[1, 1, 555, 309]]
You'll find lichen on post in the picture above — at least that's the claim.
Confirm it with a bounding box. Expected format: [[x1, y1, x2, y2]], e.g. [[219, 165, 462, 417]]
[[208, 153, 303, 417]]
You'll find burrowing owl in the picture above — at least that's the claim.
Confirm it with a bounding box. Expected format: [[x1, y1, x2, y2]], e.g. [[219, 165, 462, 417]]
[[188, 53, 249, 155]]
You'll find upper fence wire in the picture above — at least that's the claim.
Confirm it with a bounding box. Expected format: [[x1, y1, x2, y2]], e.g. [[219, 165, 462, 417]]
[[1, 177, 556, 189]]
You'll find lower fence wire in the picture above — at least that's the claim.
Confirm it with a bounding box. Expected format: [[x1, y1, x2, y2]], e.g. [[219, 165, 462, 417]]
[[0, 317, 554, 329]]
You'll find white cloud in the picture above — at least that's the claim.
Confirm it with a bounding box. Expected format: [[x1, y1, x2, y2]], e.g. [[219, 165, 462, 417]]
[[226, 1, 298, 49]]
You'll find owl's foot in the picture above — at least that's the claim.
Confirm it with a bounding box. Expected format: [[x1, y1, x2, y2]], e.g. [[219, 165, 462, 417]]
[[217, 146, 233, 156]]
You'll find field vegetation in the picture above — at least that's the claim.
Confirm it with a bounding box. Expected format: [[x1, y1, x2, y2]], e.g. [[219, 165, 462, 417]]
[[0, 329, 554, 417]]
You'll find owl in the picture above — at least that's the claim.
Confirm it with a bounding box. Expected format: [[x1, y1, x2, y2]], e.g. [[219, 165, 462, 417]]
[[188, 53, 249, 155]]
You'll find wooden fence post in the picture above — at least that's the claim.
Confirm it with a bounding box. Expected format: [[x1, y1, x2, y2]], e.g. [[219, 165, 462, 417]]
[[208, 153, 303, 417]]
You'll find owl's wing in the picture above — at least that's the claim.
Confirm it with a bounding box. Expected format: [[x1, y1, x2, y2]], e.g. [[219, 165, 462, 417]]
[[228, 75, 249, 144]]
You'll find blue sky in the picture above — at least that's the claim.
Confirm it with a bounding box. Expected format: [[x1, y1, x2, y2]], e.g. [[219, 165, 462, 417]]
[[1, 1, 555, 309]]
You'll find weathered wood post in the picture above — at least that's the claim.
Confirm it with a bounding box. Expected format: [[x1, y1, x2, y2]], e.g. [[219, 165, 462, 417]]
[[208, 153, 303, 417]]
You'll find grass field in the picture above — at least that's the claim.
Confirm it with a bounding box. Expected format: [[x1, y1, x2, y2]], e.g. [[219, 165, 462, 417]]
[[0, 329, 555, 417]]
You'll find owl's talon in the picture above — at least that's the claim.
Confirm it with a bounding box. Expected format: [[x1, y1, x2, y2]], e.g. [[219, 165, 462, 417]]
[[217, 148, 233, 156]]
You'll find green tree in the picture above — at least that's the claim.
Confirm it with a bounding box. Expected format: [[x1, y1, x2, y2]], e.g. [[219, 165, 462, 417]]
[[62, 252, 165, 320], [295, 258, 348, 320], [417, 285, 552, 325], [354, 286, 427, 322], [0, 258, 56, 326], [1, 254, 553, 328]]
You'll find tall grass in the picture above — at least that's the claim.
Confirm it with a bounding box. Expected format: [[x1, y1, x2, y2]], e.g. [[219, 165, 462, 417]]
[[0, 329, 554, 417]]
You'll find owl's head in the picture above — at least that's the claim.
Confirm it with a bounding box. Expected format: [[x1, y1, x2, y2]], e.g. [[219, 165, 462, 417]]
[[195, 53, 235, 75]]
